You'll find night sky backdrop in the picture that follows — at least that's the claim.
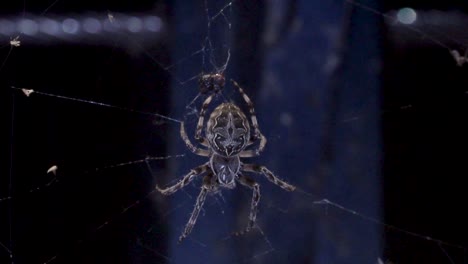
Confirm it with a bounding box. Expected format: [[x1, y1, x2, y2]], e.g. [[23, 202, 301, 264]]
[[1, 0, 467, 263]]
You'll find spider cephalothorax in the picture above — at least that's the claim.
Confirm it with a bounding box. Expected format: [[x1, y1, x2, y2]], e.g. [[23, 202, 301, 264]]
[[156, 79, 295, 242]]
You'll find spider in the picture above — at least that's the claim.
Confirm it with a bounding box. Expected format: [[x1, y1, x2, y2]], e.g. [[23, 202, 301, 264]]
[[156, 78, 295, 242]]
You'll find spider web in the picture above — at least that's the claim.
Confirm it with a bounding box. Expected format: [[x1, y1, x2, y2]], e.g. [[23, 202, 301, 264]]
[[1, 0, 468, 263]]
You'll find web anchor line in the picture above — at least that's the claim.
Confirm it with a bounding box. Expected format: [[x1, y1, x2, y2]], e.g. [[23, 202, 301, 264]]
[[0, 154, 185, 204], [10, 86, 182, 124], [310, 196, 466, 251], [346, 0, 468, 67]]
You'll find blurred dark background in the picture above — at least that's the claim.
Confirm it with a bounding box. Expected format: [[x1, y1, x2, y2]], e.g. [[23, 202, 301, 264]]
[[1, 0, 467, 263]]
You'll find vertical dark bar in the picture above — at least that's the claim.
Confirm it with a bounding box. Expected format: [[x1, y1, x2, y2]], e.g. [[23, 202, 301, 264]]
[[314, 1, 383, 263], [229, 1, 266, 262], [169, 1, 205, 262], [169, 0, 237, 263], [260, 0, 382, 263]]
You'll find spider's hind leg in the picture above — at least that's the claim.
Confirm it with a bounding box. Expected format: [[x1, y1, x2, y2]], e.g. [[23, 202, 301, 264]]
[[242, 163, 295, 192], [156, 163, 209, 196], [237, 174, 260, 232], [179, 173, 216, 242]]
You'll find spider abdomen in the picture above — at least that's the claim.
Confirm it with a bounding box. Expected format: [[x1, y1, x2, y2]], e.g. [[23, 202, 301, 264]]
[[206, 103, 250, 157]]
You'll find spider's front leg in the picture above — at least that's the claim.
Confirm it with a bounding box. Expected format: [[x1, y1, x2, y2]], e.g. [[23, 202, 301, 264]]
[[194, 93, 215, 147], [180, 122, 210, 156], [242, 163, 295, 191], [179, 173, 216, 242], [156, 163, 210, 196], [231, 79, 267, 157]]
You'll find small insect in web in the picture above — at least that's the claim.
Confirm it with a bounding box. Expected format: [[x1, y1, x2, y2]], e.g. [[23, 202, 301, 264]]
[[198, 72, 225, 95], [450, 49, 468, 67], [10, 36, 21, 47], [156, 79, 296, 242]]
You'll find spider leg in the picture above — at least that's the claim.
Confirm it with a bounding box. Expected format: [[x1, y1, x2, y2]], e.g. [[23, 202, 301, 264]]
[[179, 173, 215, 242], [180, 122, 210, 156], [237, 174, 260, 232], [242, 163, 295, 191], [231, 80, 267, 156], [239, 148, 263, 158], [156, 163, 210, 196], [194, 93, 216, 147]]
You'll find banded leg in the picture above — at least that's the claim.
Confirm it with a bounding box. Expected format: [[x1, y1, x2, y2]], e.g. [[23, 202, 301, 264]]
[[194, 93, 215, 147], [156, 163, 209, 196], [180, 122, 210, 156], [179, 173, 215, 242], [242, 163, 295, 191], [238, 174, 260, 232], [231, 80, 267, 156]]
